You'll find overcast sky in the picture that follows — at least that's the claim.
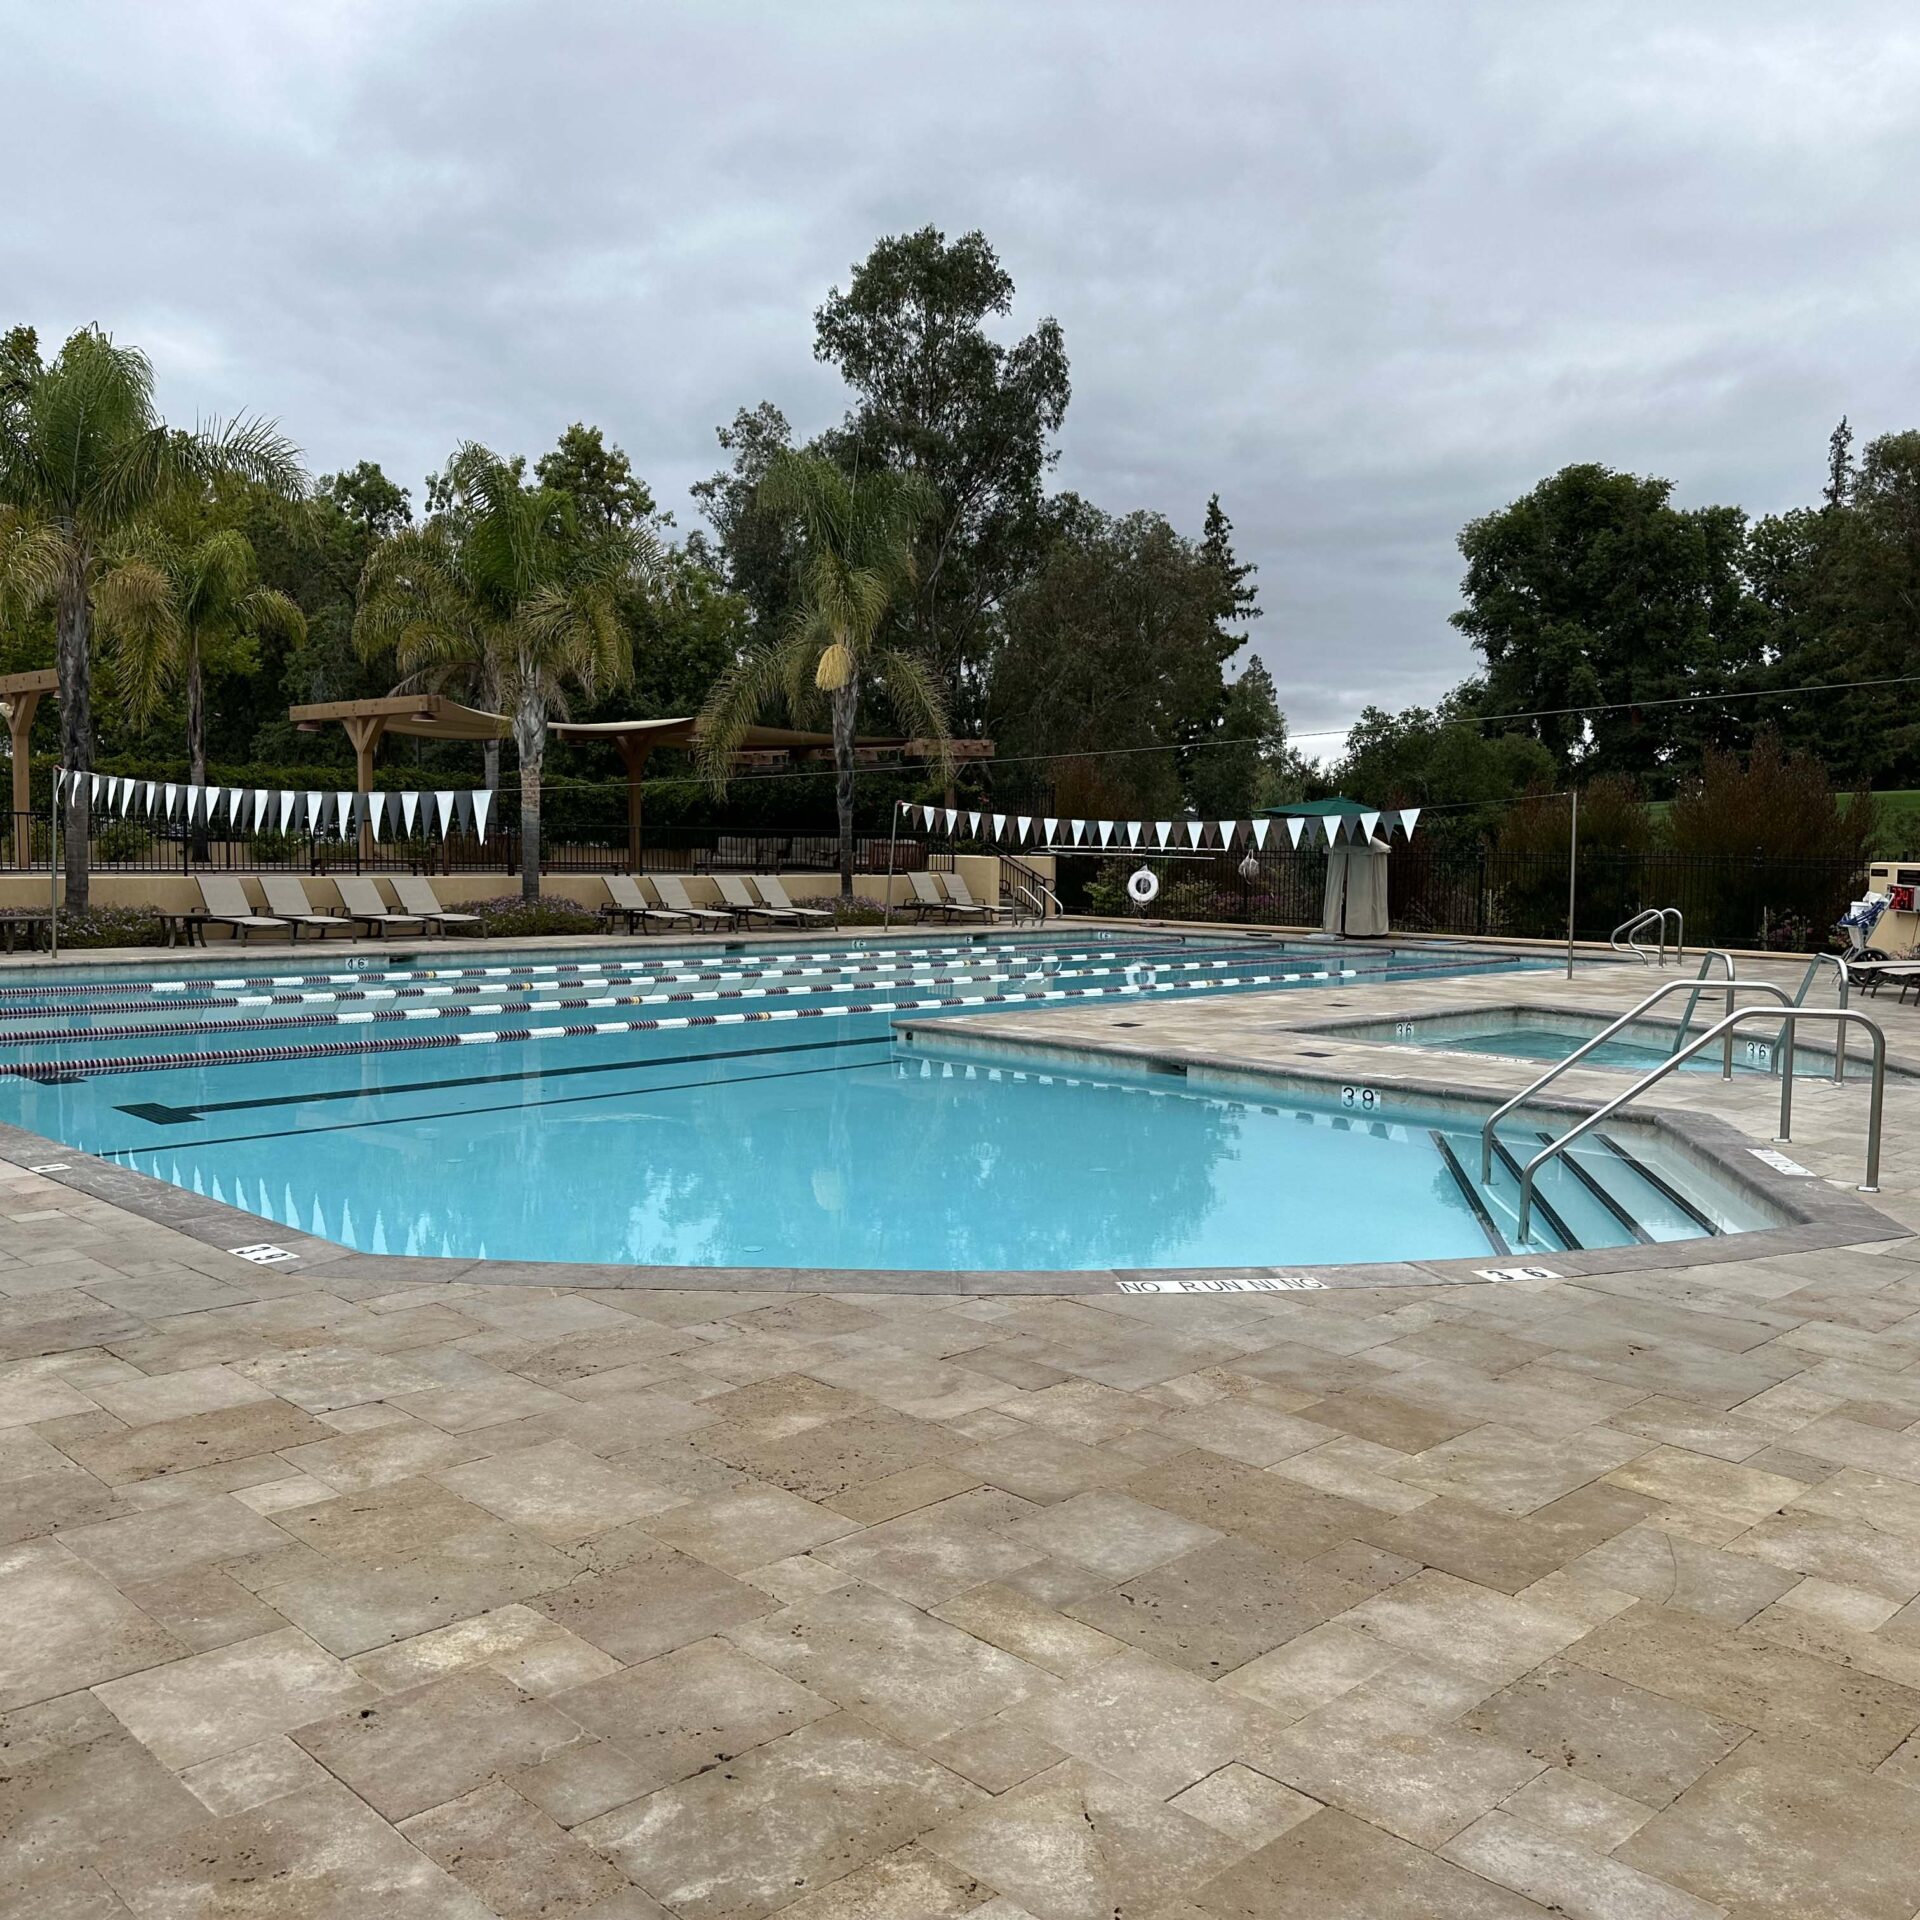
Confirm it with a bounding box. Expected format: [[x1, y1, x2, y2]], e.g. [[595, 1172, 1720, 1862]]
[[8, 1, 1918, 750]]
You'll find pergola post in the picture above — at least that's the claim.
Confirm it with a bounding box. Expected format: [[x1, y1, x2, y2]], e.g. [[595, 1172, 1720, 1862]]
[[7, 688, 43, 868], [341, 714, 387, 860], [616, 737, 652, 872]]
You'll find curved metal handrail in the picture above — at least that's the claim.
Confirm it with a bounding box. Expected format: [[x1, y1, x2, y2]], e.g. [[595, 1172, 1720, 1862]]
[[1514, 1006, 1886, 1241], [1479, 969, 1789, 1181], [1611, 908, 1665, 965], [1667, 949, 1739, 1075], [1610, 906, 1684, 967]]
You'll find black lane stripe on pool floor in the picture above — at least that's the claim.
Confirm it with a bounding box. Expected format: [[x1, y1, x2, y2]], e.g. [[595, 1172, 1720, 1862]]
[[100, 1053, 888, 1160], [111, 1028, 891, 1125]]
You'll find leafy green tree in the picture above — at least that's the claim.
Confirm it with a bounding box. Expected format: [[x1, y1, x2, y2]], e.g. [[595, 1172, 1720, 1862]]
[[322, 462, 411, 539], [691, 401, 804, 641], [1747, 428, 1920, 783], [357, 443, 652, 899], [535, 424, 659, 534], [814, 227, 1070, 730], [697, 450, 949, 896], [94, 520, 306, 789], [1330, 688, 1556, 844], [1186, 657, 1303, 816], [1453, 463, 1759, 779], [0, 326, 302, 903], [991, 500, 1243, 818]]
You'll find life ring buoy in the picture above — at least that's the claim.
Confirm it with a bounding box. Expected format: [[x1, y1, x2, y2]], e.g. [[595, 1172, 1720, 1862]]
[[1126, 867, 1160, 905]]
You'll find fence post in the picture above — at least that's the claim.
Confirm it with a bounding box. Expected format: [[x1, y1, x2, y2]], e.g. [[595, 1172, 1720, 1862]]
[[1565, 789, 1579, 981]]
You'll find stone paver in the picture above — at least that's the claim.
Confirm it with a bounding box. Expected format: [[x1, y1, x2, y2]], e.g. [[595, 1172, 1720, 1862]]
[[0, 947, 1917, 1913]]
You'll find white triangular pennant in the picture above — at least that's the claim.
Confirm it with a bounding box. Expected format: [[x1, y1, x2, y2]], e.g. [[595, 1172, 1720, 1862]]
[[990, 813, 1006, 840], [1186, 821, 1204, 847], [921, 805, 936, 831], [1218, 819, 1236, 848], [1016, 816, 1032, 844], [1126, 821, 1143, 848], [966, 810, 982, 836], [118, 778, 135, 816], [471, 789, 492, 843], [304, 790, 323, 833], [336, 790, 356, 839], [943, 808, 958, 834], [434, 790, 455, 837], [1154, 821, 1172, 849], [1068, 819, 1085, 846], [1042, 817, 1058, 845], [162, 782, 178, 820], [1286, 817, 1305, 848], [225, 787, 245, 828], [141, 780, 156, 815], [400, 791, 419, 836], [89, 773, 103, 804], [1398, 806, 1420, 840], [54, 768, 65, 799], [1098, 821, 1114, 847], [1321, 816, 1340, 846], [1359, 810, 1381, 843], [253, 788, 269, 831], [1252, 818, 1270, 850], [278, 791, 297, 834]]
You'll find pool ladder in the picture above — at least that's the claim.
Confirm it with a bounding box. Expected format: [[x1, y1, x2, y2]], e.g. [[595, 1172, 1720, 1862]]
[[1612, 907, 1684, 966], [1478, 962, 1789, 1184], [1508, 1007, 1886, 1241]]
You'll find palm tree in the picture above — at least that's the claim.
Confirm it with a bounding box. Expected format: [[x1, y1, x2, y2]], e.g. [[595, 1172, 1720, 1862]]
[[697, 450, 951, 897], [356, 443, 651, 901], [95, 522, 306, 791], [0, 329, 302, 904]]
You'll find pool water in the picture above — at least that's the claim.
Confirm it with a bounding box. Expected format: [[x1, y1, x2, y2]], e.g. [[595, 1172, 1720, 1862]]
[[1326, 1008, 1869, 1079], [0, 933, 1771, 1269]]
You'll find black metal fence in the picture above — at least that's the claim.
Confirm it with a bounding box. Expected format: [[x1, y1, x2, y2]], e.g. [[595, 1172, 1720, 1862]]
[[4, 812, 928, 879], [1050, 845, 1868, 951]]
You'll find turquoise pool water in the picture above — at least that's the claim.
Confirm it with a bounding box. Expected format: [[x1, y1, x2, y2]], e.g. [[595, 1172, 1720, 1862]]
[[1328, 1008, 1871, 1078], [0, 933, 1768, 1268]]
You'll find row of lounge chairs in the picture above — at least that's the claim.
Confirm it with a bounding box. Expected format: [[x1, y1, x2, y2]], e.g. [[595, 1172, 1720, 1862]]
[[196, 874, 479, 940], [192, 867, 1022, 941]]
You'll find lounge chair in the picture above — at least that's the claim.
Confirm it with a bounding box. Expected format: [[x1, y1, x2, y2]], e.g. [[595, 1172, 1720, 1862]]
[[389, 874, 483, 933], [752, 876, 834, 926], [259, 875, 354, 940], [334, 875, 428, 938], [938, 871, 1018, 922], [652, 874, 735, 929], [715, 874, 797, 926], [196, 876, 289, 941], [602, 875, 695, 933], [908, 870, 981, 922]]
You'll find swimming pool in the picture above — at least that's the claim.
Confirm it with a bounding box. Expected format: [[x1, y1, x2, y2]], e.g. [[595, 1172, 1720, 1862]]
[[0, 931, 1774, 1270], [1318, 1005, 1887, 1079]]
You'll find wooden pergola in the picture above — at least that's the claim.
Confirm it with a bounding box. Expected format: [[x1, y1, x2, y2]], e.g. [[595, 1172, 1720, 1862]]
[[0, 668, 57, 865], [289, 694, 993, 867]]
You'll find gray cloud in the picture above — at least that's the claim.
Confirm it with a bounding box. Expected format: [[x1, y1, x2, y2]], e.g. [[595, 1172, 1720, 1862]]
[[8, 0, 1919, 747]]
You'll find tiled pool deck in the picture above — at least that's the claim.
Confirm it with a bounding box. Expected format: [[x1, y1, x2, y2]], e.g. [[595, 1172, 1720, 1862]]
[[3, 936, 1920, 1917]]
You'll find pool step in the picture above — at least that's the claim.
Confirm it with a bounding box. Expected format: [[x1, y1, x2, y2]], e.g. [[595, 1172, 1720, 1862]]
[[1429, 1130, 1512, 1256], [1590, 1132, 1724, 1238], [1483, 1134, 1584, 1254], [1528, 1132, 1654, 1246]]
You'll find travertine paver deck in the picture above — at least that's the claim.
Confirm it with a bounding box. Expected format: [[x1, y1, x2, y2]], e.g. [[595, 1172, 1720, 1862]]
[[2, 942, 1920, 1915]]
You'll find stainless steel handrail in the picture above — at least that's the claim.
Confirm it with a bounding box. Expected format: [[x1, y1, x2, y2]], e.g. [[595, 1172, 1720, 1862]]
[[1610, 906, 1684, 967], [1666, 949, 1739, 1075], [1611, 908, 1664, 965], [1479, 971, 1790, 1180], [1514, 1006, 1886, 1241]]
